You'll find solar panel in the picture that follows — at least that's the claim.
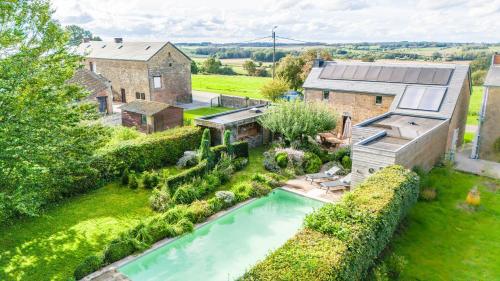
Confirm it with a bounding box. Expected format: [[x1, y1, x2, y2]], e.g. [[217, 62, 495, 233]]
[[317, 64, 452, 86], [398, 86, 446, 111]]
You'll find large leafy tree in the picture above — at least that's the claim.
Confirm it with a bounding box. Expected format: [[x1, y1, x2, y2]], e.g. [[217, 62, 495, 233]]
[[260, 78, 289, 101], [65, 24, 102, 46], [0, 0, 107, 220], [259, 101, 336, 144]]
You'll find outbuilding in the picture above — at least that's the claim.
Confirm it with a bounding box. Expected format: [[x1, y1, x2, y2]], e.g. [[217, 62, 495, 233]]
[[121, 100, 183, 133]]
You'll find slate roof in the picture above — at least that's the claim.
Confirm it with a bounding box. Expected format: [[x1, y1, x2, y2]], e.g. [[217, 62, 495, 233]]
[[484, 66, 500, 87], [121, 100, 172, 115], [67, 68, 110, 96], [76, 41, 190, 61], [304, 61, 470, 119]]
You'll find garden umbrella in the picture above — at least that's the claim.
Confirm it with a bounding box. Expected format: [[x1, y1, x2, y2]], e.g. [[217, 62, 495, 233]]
[[342, 117, 352, 140]]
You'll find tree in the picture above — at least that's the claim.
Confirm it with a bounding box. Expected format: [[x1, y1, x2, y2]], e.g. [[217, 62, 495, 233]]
[[201, 56, 223, 74], [243, 60, 257, 76], [0, 0, 107, 220], [276, 55, 305, 90], [259, 101, 336, 144], [191, 60, 199, 74], [65, 25, 101, 46], [260, 79, 289, 101], [299, 49, 333, 82], [198, 129, 214, 165], [223, 130, 233, 156]]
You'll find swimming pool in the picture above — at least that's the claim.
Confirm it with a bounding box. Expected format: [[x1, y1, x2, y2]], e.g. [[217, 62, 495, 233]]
[[118, 189, 324, 281]]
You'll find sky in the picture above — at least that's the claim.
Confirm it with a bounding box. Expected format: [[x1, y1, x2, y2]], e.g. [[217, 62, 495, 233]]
[[51, 0, 500, 43]]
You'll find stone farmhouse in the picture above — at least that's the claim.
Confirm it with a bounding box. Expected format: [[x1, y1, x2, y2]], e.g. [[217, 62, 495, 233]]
[[76, 38, 192, 105], [304, 60, 471, 185], [67, 68, 113, 114], [471, 54, 500, 162]]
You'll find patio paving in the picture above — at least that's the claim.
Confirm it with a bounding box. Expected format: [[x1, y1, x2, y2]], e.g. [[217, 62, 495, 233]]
[[455, 146, 500, 179], [283, 176, 345, 203]]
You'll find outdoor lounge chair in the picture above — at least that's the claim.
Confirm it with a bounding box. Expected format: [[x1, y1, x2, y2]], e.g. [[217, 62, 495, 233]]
[[319, 173, 352, 194], [305, 166, 341, 183]]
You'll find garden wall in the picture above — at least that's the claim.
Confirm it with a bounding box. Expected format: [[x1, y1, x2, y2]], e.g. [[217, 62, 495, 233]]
[[241, 165, 419, 281], [219, 94, 268, 108]]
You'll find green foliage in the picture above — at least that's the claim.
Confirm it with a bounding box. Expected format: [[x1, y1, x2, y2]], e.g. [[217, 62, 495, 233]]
[[304, 152, 322, 173], [172, 184, 199, 204], [191, 74, 270, 100], [223, 130, 234, 156], [275, 152, 289, 168], [128, 174, 139, 189], [65, 25, 101, 46], [142, 171, 160, 189], [242, 166, 419, 281], [149, 186, 171, 212], [260, 78, 289, 101], [103, 240, 137, 264], [243, 60, 257, 76], [333, 147, 351, 162], [259, 101, 337, 144], [165, 160, 208, 191], [494, 137, 500, 153], [198, 129, 214, 165], [233, 141, 250, 158], [232, 157, 249, 171], [341, 155, 352, 170], [420, 188, 437, 201], [0, 0, 110, 222], [191, 60, 199, 74], [276, 54, 305, 90], [121, 169, 130, 186], [73, 255, 104, 280], [199, 56, 236, 75]]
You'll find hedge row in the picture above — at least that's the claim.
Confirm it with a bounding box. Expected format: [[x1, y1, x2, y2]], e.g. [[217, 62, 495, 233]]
[[241, 165, 419, 281], [74, 173, 277, 280], [93, 126, 202, 182]]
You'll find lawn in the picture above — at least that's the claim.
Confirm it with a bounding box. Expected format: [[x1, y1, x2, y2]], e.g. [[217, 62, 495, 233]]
[[0, 183, 154, 281], [467, 86, 484, 126], [389, 168, 500, 280], [192, 74, 270, 99], [183, 106, 233, 122]]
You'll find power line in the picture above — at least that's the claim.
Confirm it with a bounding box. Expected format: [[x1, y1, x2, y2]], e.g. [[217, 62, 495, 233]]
[[275, 35, 314, 44]]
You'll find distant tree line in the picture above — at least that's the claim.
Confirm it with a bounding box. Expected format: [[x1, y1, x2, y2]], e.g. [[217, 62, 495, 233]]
[[194, 47, 297, 62]]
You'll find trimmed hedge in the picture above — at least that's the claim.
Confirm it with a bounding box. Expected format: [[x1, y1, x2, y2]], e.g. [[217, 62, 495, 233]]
[[165, 160, 208, 191], [73, 255, 104, 280], [241, 165, 419, 281], [93, 126, 202, 182], [233, 141, 249, 158]]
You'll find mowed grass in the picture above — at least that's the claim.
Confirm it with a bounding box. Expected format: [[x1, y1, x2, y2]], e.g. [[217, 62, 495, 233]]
[[0, 183, 154, 281], [183, 106, 233, 122], [467, 86, 484, 126], [390, 168, 500, 280], [192, 74, 270, 99]]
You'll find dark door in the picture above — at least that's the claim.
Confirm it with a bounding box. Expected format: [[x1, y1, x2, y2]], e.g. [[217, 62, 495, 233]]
[[97, 96, 107, 113], [121, 88, 126, 102]]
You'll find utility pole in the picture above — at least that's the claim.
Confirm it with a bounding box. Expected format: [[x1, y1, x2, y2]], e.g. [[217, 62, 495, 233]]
[[272, 26, 278, 79]]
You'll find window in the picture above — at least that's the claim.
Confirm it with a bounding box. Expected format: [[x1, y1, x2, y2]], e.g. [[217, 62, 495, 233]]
[[89, 61, 96, 73], [153, 76, 162, 89], [141, 114, 147, 125], [168, 62, 172, 67], [375, 96, 383, 105], [323, 90, 330, 100], [140, 92, 146, 100], [135, 92, 140, 99]]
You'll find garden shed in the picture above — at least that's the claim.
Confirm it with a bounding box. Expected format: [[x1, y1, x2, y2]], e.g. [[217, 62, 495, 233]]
[[121, 100, 183, 134], [194, 105, 271, 147]]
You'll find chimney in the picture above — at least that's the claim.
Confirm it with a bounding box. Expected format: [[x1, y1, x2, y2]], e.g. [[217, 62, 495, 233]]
[[114, 37, 123, 44], [493, 53, 500, 65], [83, 37, 91, 43]]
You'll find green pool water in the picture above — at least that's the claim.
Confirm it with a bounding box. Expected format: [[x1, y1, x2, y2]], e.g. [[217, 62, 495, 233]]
[[118, 189, 324, 281]]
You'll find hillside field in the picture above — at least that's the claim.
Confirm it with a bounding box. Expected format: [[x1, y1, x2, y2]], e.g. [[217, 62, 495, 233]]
[[192, 74, 270, 99]]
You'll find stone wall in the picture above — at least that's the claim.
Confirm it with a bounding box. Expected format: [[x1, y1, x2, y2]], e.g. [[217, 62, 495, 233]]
[[85, 58, 149, 103], [479, 86, 500, 161], [148, 43, 192, 104], [122, 110, 148, 133], [219, 95, 268, 108], [153, 107, 184, 132], [304, 89, 394, 132], [445, 75, 471, 152]]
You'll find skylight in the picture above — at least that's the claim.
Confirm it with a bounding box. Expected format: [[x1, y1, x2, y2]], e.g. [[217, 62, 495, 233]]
[[398, 86, 446, 111]]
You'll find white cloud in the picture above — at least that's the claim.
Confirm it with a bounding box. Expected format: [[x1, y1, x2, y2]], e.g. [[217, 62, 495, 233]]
[[51, 0, 500, 43]]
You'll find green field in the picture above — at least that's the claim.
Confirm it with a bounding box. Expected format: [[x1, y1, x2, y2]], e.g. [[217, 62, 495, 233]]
[[0, 183, 154, 280], [467, 86, 484, 126], [192, 74, 270, 99], [184, 106, 233, 122], [389, 168, 500, 280]]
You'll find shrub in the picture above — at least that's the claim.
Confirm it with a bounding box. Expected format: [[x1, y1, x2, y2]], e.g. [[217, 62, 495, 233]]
[[165, 160, 208, 191], [149, 187, 171, 212], [263, 150, 280, 172], [163, 205, 189, 224], [420, 188, 437, 201], [142, 171, 160, 189], [232, 157, 248, 171], [207, 196, 225, 212], [128, 174, 139, 189], [341, 155, 352, 170], [304, 152, 322, 173], [223, 130, 234, 156], [145, 218, 176, 242], [186, 200, 213, 223], [233, 141, 249, 158], [232, 182, 253, 202], [121, 169, 130, 186], [172, 184, 198, 204], [176, 151, 198, 168], [242, 165, 419, 281], [103, 239, 137, 264], [173, 218, 194, 235], [333, 147, 351, 162], [211, 144, 227, 162], [215, 191, 235, 204], [275, 152, 289, 168], [213, 153, 234, 184], [385, 253, 408, 279], [73, 255, 104, 280], [251, 182, 272, 197]]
